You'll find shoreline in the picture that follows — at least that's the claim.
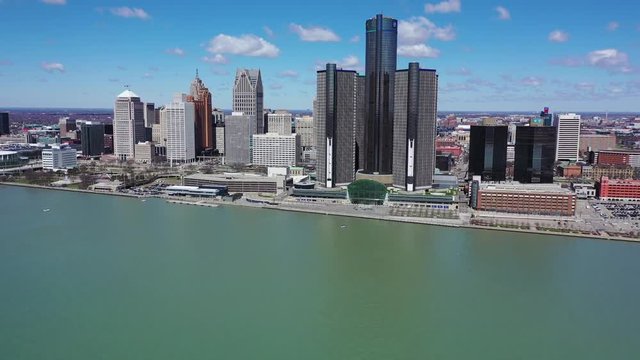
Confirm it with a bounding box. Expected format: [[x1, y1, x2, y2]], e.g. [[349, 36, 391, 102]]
[[2, 182, 638, 244]]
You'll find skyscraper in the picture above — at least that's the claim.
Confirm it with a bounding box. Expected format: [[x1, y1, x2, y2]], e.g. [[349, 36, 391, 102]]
[[363, 14, 398, 175], [0, 112, 9, 135], [514, 126, 557, 183], [541, 107, 553, 126], [59, 117, 76, 138], [161, 94, 196, 163], [468, 125, 508, 181], [80, 122, 105, 157], [113, 89, 145, 161], [392, 63, 438, 191], [233, 69, 264, 134], [555, 113, 581, 162], [189, 70, 214, 155], [316, 63, 357, 188], [144, 103, 156, 128], [224, 112, 253, 165], [355, 75, 366, 171], [266, 112, 292, 135]]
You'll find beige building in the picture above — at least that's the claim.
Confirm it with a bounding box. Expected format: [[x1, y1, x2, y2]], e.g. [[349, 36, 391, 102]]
[[295, 116, 314, 149], [580, 134, 616, 153], [581, 165, 634, 181], [134, 141, 156, 164]]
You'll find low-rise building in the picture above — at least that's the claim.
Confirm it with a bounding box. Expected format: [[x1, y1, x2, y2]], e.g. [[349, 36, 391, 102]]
[[580, 134, 616, 154], [581, 165, 634, 181], [183, 173, 286, 194], [559, 164, 582, 178], [471, 181, 576, 216], [598, 177, 640, 202], [572, 183, 596, 199], [596, 149, 640, 167], [42, 144, 77, 171]]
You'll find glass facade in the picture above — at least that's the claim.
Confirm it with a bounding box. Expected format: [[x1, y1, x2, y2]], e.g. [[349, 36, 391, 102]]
[[514, 126, 557, 183], [364, 14, 398, 175], [468, 126, 508, 181]]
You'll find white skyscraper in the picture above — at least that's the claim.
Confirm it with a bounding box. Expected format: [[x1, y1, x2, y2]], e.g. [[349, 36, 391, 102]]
[[114, 89, 145, 161], [555, 113, 581, 162], [161, 94, 195, 163], [233, 69, 264, 134], [266, 112, 292, 135]]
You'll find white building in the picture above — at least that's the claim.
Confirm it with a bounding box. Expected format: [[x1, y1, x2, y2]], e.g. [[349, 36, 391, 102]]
[[42, 144, 77, 171], [160, 94, 195, 163], [251, 133, 300, 167], [113, 89, 145, 161], [295, 116, 314, 149], [266, 112, 292, 135], [134, 141, 156, 164], [555, 113, 581, 162]]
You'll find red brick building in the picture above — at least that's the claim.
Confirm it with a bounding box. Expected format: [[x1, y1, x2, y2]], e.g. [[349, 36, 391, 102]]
[[598, 177, 640, 202], [596, 150, 640, 167], [436, 145, 463, 157], [473, 183, 576, 216]]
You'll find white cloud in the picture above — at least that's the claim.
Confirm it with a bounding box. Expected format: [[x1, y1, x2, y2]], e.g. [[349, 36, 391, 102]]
[[350, 35, 360, 43], [142, 73, 153, 79], [279, 70, 299, 78], [270, 83, 284, 90], [165, 48, 185, 56], [607, 21, 619, 31], [316, 55, 361, 71], [110, 7, 150, 20], [495, 6, 510, 20], [521, 76, 543, 86], [574, 82, 595, 92], [449, 67, 471, 76], [41, 62, 65, 73], [202, 54, 228, 64], [263, 26, 274, 37], [207, 34, 280, 58], [398, 44, 441, 58], [548, 30, 569, 43], [289, 23, 340, 42], [425, 0, 461, 14], [41, 0, 66, 5], [587, 48, 632, 72], [398, 17, 455, 45]]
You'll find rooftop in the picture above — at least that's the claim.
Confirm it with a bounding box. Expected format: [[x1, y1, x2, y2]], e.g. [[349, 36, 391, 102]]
[[117, 89, 140, 99]]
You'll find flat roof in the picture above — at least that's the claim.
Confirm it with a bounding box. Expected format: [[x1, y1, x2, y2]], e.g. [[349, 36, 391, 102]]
[[0, 151, 18, 156], [185, 173, 281, 183], [480, 183, 573, 194]]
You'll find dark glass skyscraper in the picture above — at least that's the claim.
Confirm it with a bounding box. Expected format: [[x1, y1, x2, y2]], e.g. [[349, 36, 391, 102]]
[[514, 126, 557, 183], [80, 122, 105, 157], [364, 14, 398, 175], [316, 64, 357, 188], [468, 126, 508, 181], [0, 112, 9, 135]]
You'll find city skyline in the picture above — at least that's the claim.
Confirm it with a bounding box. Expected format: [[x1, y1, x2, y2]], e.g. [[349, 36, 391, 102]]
[[0, 0, 639, 112]]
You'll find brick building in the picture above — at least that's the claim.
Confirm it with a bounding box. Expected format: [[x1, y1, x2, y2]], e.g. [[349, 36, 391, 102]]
[[471, 182, 576, 216], [598, 177, 640, 202]]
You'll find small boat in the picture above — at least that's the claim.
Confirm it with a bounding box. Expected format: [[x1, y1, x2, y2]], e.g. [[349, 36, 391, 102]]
[[141, 199, 147, 202], [42, 209, 51, 212], [340, 224, 348, 228]]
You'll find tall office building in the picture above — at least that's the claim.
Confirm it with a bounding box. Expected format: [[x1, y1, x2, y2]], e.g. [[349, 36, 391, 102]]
[[59, 117, 77, 138], [468, 125, 508, 181], [363, 14, 398, 175], [113, 89, 145, 161], [555, 113, 581, 162], [233, 69, 264, 134], [514, 126, 557, 183], [355, 75, 366, 171], [189, 70, 214, 155], [80, 122, 105, 156], [266, 112, 292, 135], [295, 116, 314, 150], [161, 94, 196, 163], [224, 112, 254, 165], [316, 63, 358, 188], [392, 63, 438, 191], [144, 103, 156, 128], [42, 144, 77, 171], [0, 112, 9, 135], [541, 107, 553, 126]]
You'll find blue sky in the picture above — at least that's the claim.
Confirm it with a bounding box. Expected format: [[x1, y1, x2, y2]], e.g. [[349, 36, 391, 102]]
[[0, 0, 639, 112]]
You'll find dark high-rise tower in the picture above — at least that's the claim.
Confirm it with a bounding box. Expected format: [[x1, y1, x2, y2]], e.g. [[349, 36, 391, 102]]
[[189, 70, 213, 155], [514, 126, 557, 183], [316, 64, 357, 188], [468, 126, 508, 181], [364, 14, 398, 175], [393, 63, 438, 191], [0, 112, 9, 135], [80, 122, 105, 157]]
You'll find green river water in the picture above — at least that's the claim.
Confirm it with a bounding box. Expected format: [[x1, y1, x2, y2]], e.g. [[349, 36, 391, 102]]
[[1, 185, 639, 359]]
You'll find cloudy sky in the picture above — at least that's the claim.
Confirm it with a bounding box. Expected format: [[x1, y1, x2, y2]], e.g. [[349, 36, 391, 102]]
[[0, 0, 639, 112]]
